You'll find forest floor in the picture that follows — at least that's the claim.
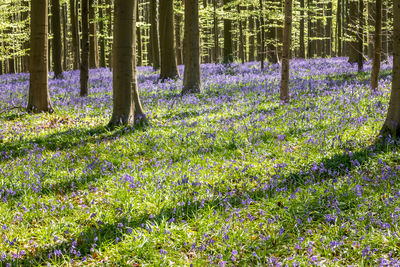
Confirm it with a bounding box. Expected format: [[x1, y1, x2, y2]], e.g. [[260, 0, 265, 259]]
[[0, 58, 399, 266]]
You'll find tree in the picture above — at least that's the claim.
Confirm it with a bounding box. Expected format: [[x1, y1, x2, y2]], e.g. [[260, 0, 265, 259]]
[[280, 0, 292, 102], [89, 0, 99, 69], [371, 0, 382, 91], [70, 0, 81, 70], [28, 0, 54, 113], [109, 0, 146, 126], [150, 0, 160, 69], [80, 0, 90, 97], [51, 0, 63, 78], [223, 0, 233, 64], [348, 0, 359, 63], [159, 0, 179, 80], [299, 0, 305, 58], [380, 0, 399, 136], [182, 0, 201, 94]]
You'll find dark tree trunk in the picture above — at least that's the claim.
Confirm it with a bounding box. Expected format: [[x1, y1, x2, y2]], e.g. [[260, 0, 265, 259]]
[[109, 0, 146, 126], [307, 0, 314, 58], [62, 3, 68, 70], [28, 0, 54, 113], [337, 0, 342, 56], [348, 0, 359, 63], [371, 0, 382, 90], [357, 0, 364, 71], [280, 0, 292, 102], [136, 0, 143, 66], [175, 5, 183, 65], [99, 0, 106, 68], [159, 0, 179, 79], [51, 0, 63, 78], [248, 6, 255, 62], [299, 0, 305, 58], [70, 0, 81, 70], [223, 0, 233, 64], [80, 0, 90, 96], [182, 0, 201, 94], [150, 0, 160, 69], [325, 2, 332, 57], [213, 0, 219, 62], [368, 0, 375, 59], [238, 5, 245, 64], [382, 6, 388, 61]]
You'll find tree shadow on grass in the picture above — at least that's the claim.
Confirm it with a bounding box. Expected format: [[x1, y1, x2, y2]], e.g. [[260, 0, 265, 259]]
[[15, 138, 397, 265]]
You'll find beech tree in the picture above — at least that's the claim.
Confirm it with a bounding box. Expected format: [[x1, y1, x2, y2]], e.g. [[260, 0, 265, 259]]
[[380, 0, 399, 136], [280, 0, 292, 102], [51, 0, 63, 78], [182, 0, 201, 94], [28, 0, 54, 113], [80, 0, 90, 97], [150, 0, 160, 70], [109, 0, 146, 126], [371, 0, 382, 91], [223, 0, 233, 64]]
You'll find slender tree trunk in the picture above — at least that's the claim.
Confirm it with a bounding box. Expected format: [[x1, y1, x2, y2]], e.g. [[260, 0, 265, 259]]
[[299, 0, 305, 58], [28, 0, 54, 113], [223, 0, 233, 64], [107, 0, 113, 68], [337, 0, 342, 56], [182, 0, 201, 94], [368, 0, 375, 59], [70, 0, 80, 70], [213, 0, 219, 62], [348, 0, 358, 63], [325, 2, 332, 57], [248, 6, 255, 62], [109, 0, 146, 126], [280, 0, 292, 102], [238, 5, 245, 64], [137, 0, 143, 66], [80, 0, 90, 96], [371, 0, 382, 90], [89, 0, 99, 69], [307, 0, 313, 58], [382, 6, 388, 61], [175, 5, 183, 65], [150, 0, 160, 69], [62, 3, 68, 70], [259, 0, 266, 68], [380, 0, 399, 135], [51, 0, 63, 78], [357, 0, 364, 71], [159, 0, 179, 80], [99, 0, 106, 68]]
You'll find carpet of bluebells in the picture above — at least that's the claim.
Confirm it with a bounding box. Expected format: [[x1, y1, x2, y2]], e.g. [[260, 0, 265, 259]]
[[0, 58, 399, 266]]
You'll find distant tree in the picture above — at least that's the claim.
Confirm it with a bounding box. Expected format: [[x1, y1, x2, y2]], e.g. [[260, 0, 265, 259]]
[[223, 0, 233, 64], [51, 0, 63, 78], [371, 0, 382, 90], [280, 0, 292, 102], [150, 0, 160, 69], [89, 0, 99, 69], [159, 0, 179, 80], [182, 0, 201, 94], [80, 0, 90, 96], [70, 0, 81, 70], [109, 0, 146, 126], [380, 0, 399, 136], [28, 0, 54, 113]]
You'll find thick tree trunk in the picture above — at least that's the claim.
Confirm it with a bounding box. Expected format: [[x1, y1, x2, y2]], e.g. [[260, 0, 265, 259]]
[[150, 0, 160, 69], [182, 0, 201, 94], [28, 0, 54, 113], [51, 0, 63, 78], [159, 0, 179, 80], [380, 0, 399, 136], [223, 0, 233, 64], [109, 0, 146, 126], [89, 0, 99, 69], [280, 0, 292, 102], [80, 0, 90, 96], [70, 0, 80, 70], [371, 0, 382, 90], [299, 0, 305, 58]]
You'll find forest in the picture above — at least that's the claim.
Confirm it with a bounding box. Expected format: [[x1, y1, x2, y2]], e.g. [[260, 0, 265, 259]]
[[0, 0, 399, 265]]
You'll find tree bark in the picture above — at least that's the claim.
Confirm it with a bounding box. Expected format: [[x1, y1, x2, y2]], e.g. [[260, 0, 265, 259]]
[[70, 0, 81, 70], [307, 0, 314, 58], [371, 0, 382, 90], [99, 0, 106, 68], [223, 0, 233, 64], [89, 0, 99, 69], [357, 0, 364, 71], [80, 0, 90, 96], [28, 0, 54, 113], [159, 0, 179, 80], [213, 0, 219, 62], [62, 3, 68, 70], [109, 0, 146, 126], [367, 0, 375, 59], [299, 0, 305, 58], [51, 0, 63, 78], [380, 0, 399, 136], [182, 0, 201, 94], [175, 4, 183, 65], [337, 0, 342, 56], [137, 0, 143, 66], [259, 0, 266, 68], [348, 0, 358, 63], [280, 0, 292, 102], [150, 0, 160, 69], [248, 6, 255, 62]]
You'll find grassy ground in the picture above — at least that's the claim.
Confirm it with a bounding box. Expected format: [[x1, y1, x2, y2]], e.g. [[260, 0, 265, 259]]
[[0, 58, 399, 266]]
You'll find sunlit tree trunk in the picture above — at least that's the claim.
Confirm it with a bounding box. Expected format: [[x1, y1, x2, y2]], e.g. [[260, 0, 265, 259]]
[[28, 0, 54, 113]]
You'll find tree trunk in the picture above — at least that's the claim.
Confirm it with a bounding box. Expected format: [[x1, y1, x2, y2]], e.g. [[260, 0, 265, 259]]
[[89, 0, 99, 69], [159, 0, 179, 80], [150, 0, 160, 69], [62, 3, 68, 70], [99, 0, 106, 68], [223, 0, 233, 64], [380, 0, 399, 136], [80, 0, 90, 96], [348, 0, 358, 63], [248, 6, 255, 62], [213, 0, 219, 62], [367, 0, 375, 59], [325, 2, 332, 57], [307, 0, 314, 58], [70, 0, 80, 70], [357, 0, 364, 71], [337, 0, 342, 56], [382, 6, 388, 61], [259, 0, 266, 68], [51, 0, 63, 78], [371, 0, 382, 90], [182, 0, 201, 94], [28, 0, 54, 113], [137, 0, 143, 66], [299, 0, 305, 58], [109, 0, 146, 126], [280, 0, 292, 102], [238, 5, 245, 64]]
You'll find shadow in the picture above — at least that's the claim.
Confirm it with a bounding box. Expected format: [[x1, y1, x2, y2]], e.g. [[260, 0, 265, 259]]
[[15, 138, 396, 265]]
